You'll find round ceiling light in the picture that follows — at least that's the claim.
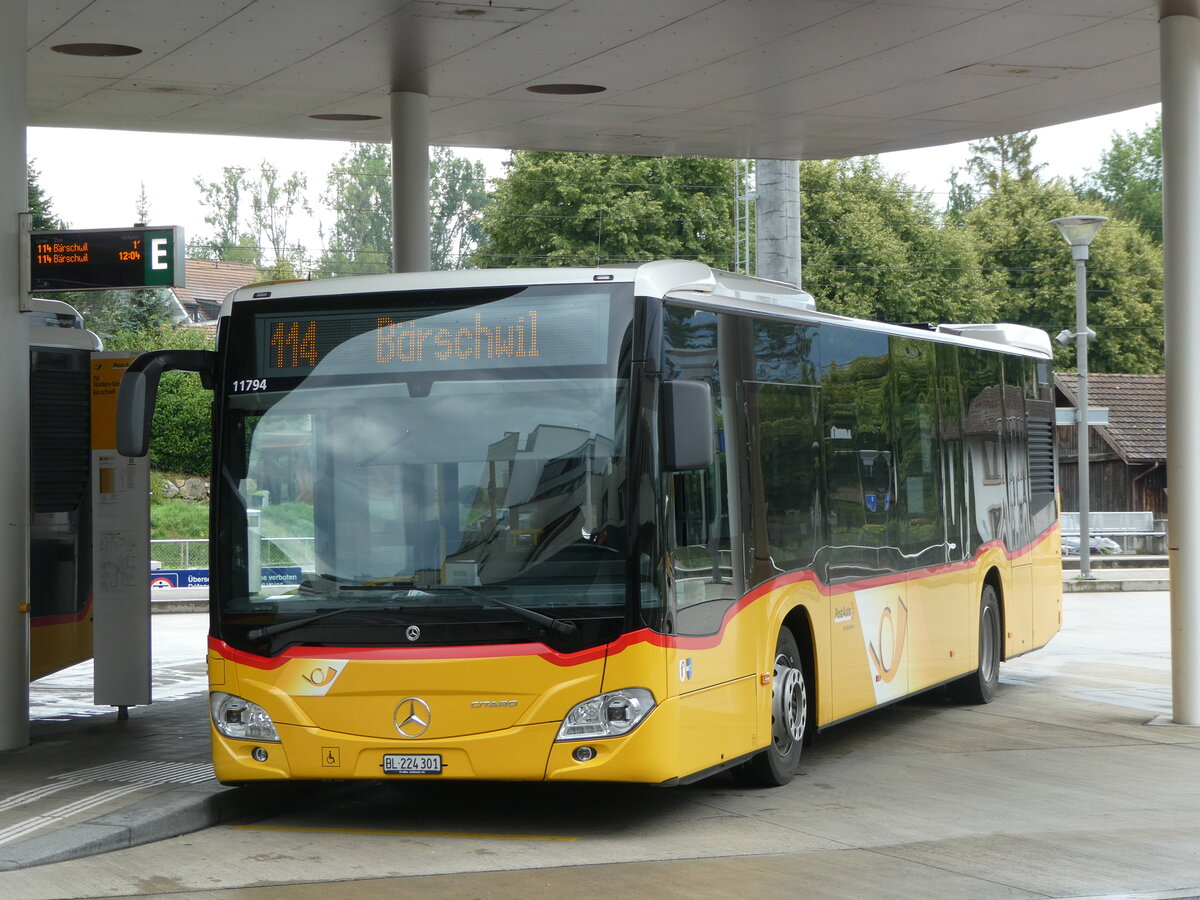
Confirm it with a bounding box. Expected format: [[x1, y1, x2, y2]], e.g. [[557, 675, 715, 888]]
[[308, 113, 382, 121], [52, 43, 142, 57], [526, 83, 606, 95]]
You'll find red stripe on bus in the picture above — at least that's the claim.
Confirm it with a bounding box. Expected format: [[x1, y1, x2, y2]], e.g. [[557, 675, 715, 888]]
[[30, 592, 94, 628]]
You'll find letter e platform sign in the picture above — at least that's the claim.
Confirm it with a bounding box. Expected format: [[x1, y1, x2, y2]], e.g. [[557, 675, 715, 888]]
[[29, 225, 185, 292]]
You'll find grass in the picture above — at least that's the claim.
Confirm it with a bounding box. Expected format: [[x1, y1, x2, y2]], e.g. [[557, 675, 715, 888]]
[[150, 501, 209, 540]]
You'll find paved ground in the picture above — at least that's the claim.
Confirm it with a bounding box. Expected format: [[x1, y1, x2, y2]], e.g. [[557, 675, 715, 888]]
[[1, 586, 1197, 898]]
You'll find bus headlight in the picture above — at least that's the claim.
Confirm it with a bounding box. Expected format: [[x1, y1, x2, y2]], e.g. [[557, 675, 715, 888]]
[[557, 688, 655, 740], [210, 691, 281, 742]]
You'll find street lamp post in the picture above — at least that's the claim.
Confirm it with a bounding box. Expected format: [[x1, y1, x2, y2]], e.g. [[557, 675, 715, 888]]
[[1052, 215, 1106, 579]]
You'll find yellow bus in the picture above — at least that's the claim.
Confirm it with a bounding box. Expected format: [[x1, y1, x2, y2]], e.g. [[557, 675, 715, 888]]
[[117, 261, 1061, 786]]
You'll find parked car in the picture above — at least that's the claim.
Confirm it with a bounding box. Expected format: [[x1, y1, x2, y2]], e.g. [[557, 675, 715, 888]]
[[1061, 534, 1122, 556]]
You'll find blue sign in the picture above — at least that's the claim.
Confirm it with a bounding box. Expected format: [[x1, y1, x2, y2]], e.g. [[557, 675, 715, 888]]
[[150, 566, 303, 588], [151, 568, 210, 587], [261, 566, 303, 586]]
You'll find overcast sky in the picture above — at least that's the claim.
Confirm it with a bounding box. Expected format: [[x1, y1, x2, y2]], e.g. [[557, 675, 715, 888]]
[[25, 103, 1161, 259]]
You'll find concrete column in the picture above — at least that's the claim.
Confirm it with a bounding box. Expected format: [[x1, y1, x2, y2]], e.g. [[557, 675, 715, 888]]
[[390, 91, 430, 272], [1162, 12, 1200, 725], [0, 0, 29, 750], [754, 159, 802, 286]]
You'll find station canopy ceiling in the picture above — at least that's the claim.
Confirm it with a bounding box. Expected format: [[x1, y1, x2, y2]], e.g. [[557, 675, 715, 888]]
[[30, 1, 1164, 159]]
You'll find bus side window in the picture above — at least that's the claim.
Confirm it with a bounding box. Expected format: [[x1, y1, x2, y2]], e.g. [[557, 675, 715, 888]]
[[893, 337, 945, 567], [744, 380, 822, 581], [821, 325, 893, 580]]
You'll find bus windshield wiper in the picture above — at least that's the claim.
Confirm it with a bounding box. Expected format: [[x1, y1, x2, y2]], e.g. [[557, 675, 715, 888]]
[[411, 584, 578, 638], [246, 606, 401, 641]]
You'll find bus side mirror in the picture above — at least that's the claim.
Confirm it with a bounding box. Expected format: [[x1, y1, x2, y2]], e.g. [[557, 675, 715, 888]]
[[116, 349, 217, 457], [661, 379, 714, 472], [116, 369, 151, 457]]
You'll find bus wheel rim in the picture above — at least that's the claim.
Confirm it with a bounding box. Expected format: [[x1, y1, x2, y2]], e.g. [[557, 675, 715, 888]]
[[981, 604, 997, 681], [773, 654, 806, 750]]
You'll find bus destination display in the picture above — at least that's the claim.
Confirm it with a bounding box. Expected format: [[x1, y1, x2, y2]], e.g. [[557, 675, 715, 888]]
[[30, 226, 185, 292], [256, 294, 612, 378]]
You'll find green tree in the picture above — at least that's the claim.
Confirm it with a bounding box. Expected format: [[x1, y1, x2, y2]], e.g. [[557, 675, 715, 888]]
[[961, 177, 1163, 373], [317, 142, 392, 277], [431, 146, 490, 269], [797, 157, 999, 324], [104, 325, 216, 475], [471, 152, 735, 267], [944, 167, 977, 225], [27, 160, 64, 230], [193, 166, 251, 262], [317, 144, 493, 276], [194, 162, 311, 276], [964, 131, 1046, 193], [250, 161, 311, 279], [109, 289, 174, 333], [1076, 115, 1162, 242], [944, 132, 1046, 221]]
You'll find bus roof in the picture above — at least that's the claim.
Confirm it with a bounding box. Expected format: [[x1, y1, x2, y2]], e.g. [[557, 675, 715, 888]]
[[220, 261, 1051, 360], [27, 298, 104, 351]]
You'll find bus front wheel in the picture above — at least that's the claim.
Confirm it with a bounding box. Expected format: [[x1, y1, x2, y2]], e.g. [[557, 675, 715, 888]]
[[735, 626, 807, 787], [952, 583, 1001, 704]]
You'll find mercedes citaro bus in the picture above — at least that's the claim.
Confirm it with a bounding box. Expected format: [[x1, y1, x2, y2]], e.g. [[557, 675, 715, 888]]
[[117, 261, 1061, 786]]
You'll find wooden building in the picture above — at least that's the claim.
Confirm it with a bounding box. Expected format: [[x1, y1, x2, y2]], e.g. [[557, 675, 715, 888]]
[[1054, 373, 1166, 518]]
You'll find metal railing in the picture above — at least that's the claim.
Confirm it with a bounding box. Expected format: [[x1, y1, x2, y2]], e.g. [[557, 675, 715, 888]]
[[1060, 511, 1159, 535], [151, 537, 315, 570]]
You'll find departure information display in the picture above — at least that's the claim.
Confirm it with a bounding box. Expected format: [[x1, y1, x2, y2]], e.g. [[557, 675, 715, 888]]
[[30, 226, 184, 291]]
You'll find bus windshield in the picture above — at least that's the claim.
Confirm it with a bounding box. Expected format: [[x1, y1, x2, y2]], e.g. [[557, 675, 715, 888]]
[[216, 285, 636, 650]]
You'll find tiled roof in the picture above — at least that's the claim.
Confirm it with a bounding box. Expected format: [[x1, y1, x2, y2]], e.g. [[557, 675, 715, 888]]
[[1055, 373, 1166, 463], [172, 259, 260, 319]]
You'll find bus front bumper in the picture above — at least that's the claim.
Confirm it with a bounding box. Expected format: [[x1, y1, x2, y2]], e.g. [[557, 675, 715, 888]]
[[211, 700, 688, 784]]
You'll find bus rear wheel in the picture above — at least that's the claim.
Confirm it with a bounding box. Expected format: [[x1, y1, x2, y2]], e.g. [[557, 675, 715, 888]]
[[952, 583, 1001, 705], [735, 626, 807, 787]]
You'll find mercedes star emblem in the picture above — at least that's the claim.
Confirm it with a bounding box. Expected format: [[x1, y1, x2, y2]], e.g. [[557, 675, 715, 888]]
[[394, 697, 432, 738]]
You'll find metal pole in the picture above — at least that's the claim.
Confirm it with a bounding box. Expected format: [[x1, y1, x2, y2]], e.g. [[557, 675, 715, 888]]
[[1162, 12, 1200, 725], [0, 0, 28, 750], [390, 91, 430, 273], [1075, 256, 1093, 579], [754, 159, 802, 286]]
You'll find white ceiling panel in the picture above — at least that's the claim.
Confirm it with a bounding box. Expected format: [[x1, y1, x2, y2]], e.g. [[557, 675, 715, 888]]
[[991, 17, 1158, 68], [24, 0, 1172, 159]]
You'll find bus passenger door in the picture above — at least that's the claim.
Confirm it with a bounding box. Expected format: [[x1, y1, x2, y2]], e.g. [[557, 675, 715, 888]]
[[665, 418, 759, 774], [662, 307, 759, 774]]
